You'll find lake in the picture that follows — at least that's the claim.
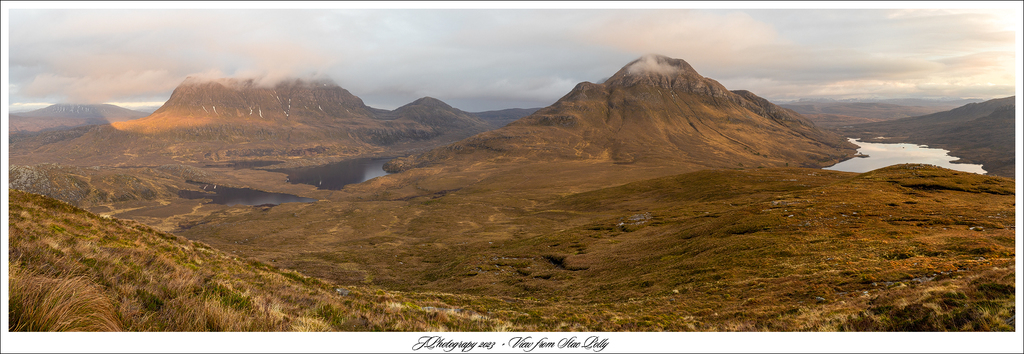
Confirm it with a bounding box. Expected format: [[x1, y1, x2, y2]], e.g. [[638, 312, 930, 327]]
[[824, 138, 986, 174], [178, 184, 317, 206], [271, 157, 392, 190]]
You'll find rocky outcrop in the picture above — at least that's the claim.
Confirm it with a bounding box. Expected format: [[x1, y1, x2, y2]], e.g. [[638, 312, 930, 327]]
[[9, 164, 94, 205], [8, 164, 181, 206]]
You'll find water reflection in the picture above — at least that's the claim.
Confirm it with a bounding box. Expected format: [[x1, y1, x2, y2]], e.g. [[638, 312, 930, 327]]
[[825, 138, 986, 174], [178, 184, 316, 206], [271, 157, 392, 190], [203, 160, 284, 169]]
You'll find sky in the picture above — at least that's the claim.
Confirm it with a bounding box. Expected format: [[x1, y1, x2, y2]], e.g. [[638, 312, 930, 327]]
[[3, 2, 1021, 113]]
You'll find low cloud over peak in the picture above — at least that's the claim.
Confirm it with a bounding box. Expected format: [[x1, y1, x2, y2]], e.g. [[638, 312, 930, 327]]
[[626, 54, 683, 76], [623, 54, 702, 79], [180, 73, 340, 90]]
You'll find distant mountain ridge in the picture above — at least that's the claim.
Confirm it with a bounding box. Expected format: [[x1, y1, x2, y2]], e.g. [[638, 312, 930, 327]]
[[779, 97, 984, 107], [469, 107, 542, 127], [10, 77, 494, 166], [19, 103, 147, 118], [782, 101, 953, 119], [386, 54, 856, 172], [8, 104, 149, 133], [839, 96, 1016, 177]]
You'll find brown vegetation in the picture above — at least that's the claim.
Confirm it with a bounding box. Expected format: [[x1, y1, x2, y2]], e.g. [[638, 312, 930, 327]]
[[8, 189, 529, 331], [173, 164, 1015, 331], [9, 162, 1015, 332]]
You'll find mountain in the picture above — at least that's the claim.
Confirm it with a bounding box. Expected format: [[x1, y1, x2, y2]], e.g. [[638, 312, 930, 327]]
[[8, 104, 149, 133], [385, 55, 856, 172], [112, 77, 491, 142], [368, 97, 496, 145], [9, 78, 494, 166], [839, 96, 1016, 177]]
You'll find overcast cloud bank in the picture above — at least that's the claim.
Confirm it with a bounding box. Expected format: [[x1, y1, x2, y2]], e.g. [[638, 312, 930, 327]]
[[6, 6, 1019, 111]]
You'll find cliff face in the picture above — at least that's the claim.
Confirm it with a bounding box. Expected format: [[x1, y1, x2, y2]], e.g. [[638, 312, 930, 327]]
[[386, 54, 856, 172], [122, 78, 377, 131]]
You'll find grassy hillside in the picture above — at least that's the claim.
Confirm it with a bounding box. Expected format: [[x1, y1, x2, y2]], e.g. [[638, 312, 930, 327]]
[[10, 163, 1016, 332], [7, 189, 540, 331], [174, 164, 1016, 331]]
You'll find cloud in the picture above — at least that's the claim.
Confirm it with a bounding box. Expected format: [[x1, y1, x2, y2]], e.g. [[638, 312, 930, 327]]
[[6, 7, 1019, 110], [626, 55, 683, 76], [21, 70, 182, 104], [9, 9, 343, 103]]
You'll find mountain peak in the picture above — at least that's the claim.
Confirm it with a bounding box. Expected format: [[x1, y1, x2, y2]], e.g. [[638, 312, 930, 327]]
[[603, 54, 730, 97], [146, 75, 371, 121], [386, 54, 855, 172], [406, 97, 452, 109], [625, 54, 697, 76]]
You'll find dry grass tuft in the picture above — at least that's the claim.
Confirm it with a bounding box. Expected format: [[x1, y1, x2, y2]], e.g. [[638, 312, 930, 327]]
[[9, 266, 123, 331]]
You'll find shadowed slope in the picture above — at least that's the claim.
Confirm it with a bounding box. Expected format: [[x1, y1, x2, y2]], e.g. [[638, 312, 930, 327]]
[[9, 104, 149, 133]]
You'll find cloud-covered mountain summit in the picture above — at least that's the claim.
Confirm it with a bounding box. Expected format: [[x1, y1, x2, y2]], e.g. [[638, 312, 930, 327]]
[[386, 55, 856, 172]]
